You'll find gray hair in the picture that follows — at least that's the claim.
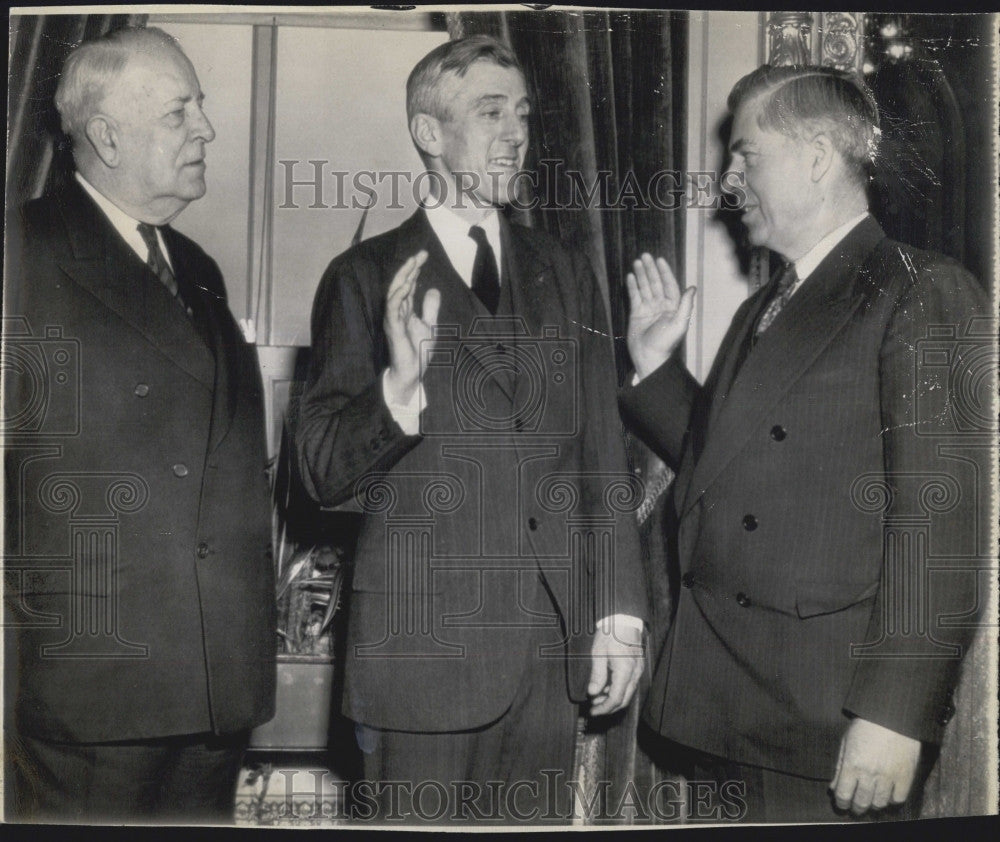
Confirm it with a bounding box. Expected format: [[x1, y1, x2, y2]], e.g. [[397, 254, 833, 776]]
[[728, 64, 881, 183], [54, 26, 181, 138], [406, 35, 523, 123]]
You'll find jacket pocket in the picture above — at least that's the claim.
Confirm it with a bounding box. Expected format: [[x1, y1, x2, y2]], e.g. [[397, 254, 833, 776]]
[[795, 578, 879, 618]]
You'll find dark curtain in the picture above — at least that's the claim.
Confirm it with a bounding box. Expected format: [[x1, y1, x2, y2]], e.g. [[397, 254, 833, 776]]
[[449, 10, 686, 823], [6, 13, 144, 213]]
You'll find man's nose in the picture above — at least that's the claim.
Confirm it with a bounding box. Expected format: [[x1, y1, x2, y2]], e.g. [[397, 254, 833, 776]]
[[503, 113, 527, 147], [192, 107, 216, 143]]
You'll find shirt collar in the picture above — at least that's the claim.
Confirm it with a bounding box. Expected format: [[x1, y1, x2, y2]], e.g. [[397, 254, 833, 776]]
[[423, 200, 501, 287], [791, 211, 870, 282], [75, 172, 173, 270]]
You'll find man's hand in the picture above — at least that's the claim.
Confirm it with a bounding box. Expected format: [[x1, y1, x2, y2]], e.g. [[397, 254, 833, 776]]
[[830, 717, 921, 815], [625, 253, 696, 380], [587, 623, 644, 717], [383, 250, 439, 405]]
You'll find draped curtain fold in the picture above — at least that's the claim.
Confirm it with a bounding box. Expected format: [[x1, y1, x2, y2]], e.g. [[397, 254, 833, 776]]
[[6, 13, 144, 212], [449, 10, 686, 822]]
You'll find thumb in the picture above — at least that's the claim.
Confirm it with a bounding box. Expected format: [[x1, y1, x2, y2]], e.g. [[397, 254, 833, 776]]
[[830, 732, 847, 789], [588, 652, 609, 696], [677, 285, 697, 323], [421, 287, 441, 327]]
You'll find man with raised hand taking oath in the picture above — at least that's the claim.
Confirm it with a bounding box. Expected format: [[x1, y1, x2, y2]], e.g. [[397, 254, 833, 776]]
[[5, 27, 274, 823], [297, 36, 646, 823], [618, 64, 987, 822]]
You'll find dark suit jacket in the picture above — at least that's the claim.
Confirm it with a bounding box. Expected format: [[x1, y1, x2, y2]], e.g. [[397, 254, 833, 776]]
[[297, 209, 647, 732], [619, 216, 989, 778], [4, 181, 276, 742]]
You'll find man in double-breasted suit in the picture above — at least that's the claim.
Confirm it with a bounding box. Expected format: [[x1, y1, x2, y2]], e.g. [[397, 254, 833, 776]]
[[619, 65, 989, 822], [297, 36, 646, 822], [4, 27, 275, 823]]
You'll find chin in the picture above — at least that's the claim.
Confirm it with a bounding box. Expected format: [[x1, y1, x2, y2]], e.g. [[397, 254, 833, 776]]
[[743, 225, 766, 247], [180, 180, 208, 200]]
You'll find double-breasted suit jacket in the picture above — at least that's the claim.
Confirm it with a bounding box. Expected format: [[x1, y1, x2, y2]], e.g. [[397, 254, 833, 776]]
[[619, 216, 989, 778], [4, 181, 276, 743], [297, 209, 647, 733]]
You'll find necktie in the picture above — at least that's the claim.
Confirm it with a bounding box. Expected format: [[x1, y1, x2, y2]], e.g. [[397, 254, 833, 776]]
[[754, 261, 799, 338], [469, 225, 500, 315], [137, 222, 186, 311]]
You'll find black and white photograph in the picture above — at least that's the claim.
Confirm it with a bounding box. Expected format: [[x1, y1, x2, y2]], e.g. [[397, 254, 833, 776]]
[[3, 4, 998, 828]]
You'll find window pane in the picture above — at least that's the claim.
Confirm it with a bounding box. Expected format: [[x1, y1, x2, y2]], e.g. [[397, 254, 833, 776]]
[[270, 27, 448, 346]]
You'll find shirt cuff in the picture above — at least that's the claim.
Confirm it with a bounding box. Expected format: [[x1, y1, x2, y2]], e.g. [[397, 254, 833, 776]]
[[598, 614, 645, 634], [381, 369, 426, 436]]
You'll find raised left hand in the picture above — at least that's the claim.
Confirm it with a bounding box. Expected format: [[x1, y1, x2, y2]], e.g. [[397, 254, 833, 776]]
[[830, 717, 921, 815], [587, 623, 644, 716]]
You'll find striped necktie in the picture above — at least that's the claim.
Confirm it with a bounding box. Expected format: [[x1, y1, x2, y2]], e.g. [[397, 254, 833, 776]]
[[754, 261, 799, 338], [137, 222, 186, 311]]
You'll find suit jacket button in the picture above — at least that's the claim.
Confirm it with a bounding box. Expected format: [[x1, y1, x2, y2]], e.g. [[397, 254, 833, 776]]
[[681, 572, 695, 589], [173, 463, 189, 478], [197, 542, 210, 559], [528, 517, 538, 531], [134, 384, 150, 397], [736, 592, 751, 607], [770, 425, 786, 441], [742, 514, 758, 531], [369, 438, 380, 451], [937, 702, 956, 725]]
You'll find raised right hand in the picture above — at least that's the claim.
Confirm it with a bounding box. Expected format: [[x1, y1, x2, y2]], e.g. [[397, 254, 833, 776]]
[[383, 250, 439, 404], [625, 253, 696, 380]]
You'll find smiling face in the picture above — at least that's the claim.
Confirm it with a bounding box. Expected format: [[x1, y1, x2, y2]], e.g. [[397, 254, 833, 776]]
[[428, 59, 530, 211], [102, 44, 215, 222], [728, 101, 819, 259]]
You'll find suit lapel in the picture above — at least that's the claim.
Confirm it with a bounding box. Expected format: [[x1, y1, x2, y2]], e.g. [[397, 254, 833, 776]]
[[162, 225, 248, 456], [680, 217, 886, 518], [54, 183, 215, 389], [500, 215, 558, 338], [499, 215, 559, 410]]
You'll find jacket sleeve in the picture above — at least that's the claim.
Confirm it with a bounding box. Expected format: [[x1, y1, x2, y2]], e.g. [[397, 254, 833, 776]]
[[843, 252, 991, 743], [570, 247, 649, 623], [296, 252, 421, 508], [618, 356, 699, 471]]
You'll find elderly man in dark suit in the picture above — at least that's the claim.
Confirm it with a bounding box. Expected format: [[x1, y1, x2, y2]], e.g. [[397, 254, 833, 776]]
[[4, 27, 275, 823], [619, 65, 988, 822], [297, 36, 646, 823]]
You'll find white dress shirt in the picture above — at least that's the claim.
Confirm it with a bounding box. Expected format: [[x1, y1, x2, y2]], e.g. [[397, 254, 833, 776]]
[[75, 172, 174, 271]]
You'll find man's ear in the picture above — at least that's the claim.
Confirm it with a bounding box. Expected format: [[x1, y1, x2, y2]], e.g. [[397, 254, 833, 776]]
[[84, 114, 120, 167], [809, 132, 835, 183], [410, 113, 442, 158]]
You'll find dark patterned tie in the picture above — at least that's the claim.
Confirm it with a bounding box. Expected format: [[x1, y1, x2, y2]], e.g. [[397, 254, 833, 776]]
[[754, 261, 799, 338], [469, 225, 500, 315], [137, 222, 186, 311]]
